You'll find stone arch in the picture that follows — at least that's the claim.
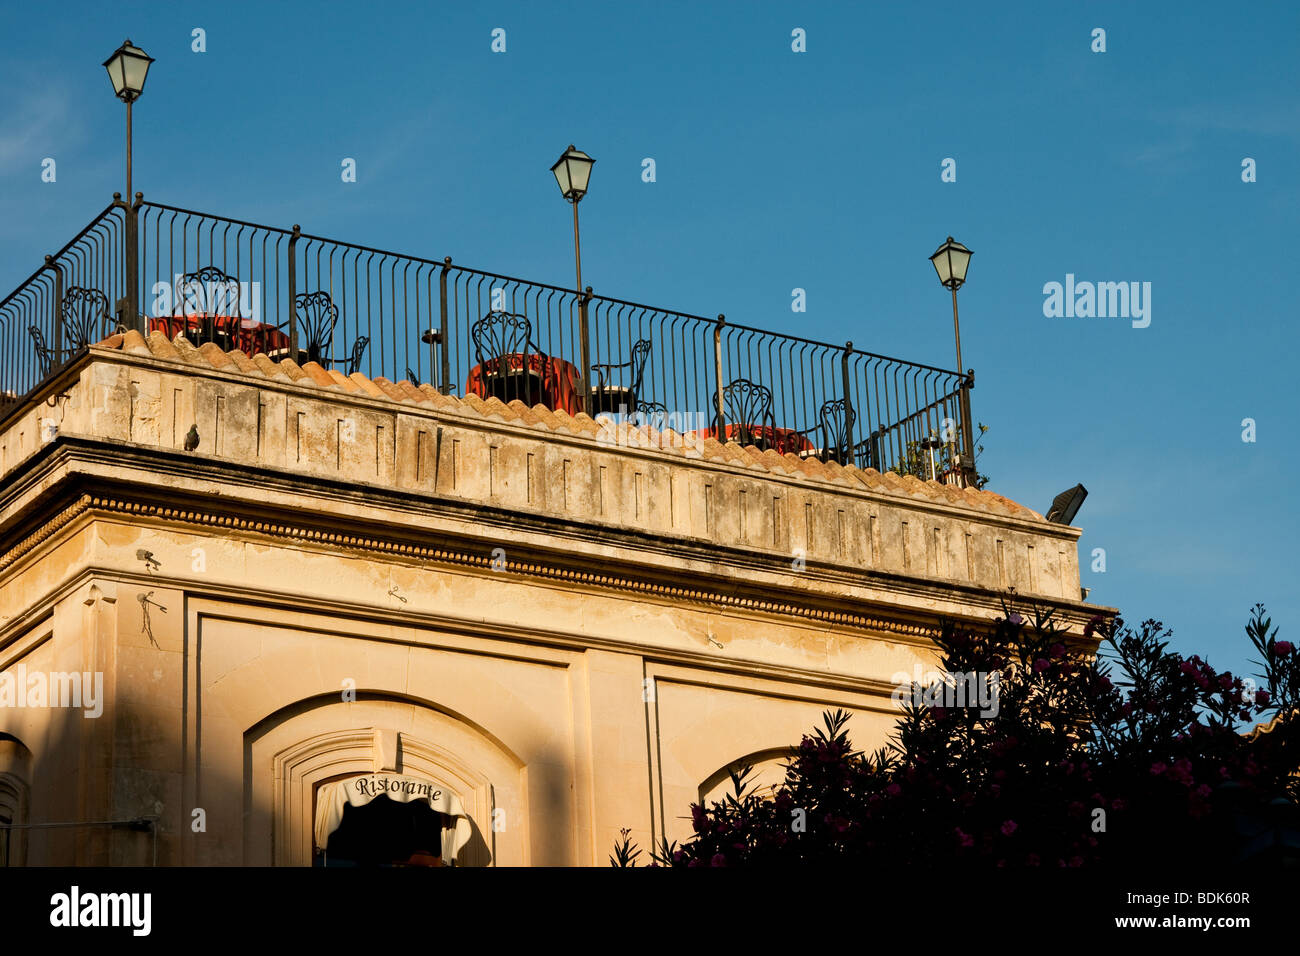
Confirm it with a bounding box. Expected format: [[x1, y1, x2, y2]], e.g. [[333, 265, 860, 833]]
[[243, 693, 526, 866], [699, 747, 791, 806], [0, 733, 33, 866]]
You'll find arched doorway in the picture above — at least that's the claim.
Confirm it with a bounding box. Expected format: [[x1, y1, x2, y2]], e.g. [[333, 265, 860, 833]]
[[312, 772, 475, 867], [244, 697, 525, 866], [315, 794, 447, 866]]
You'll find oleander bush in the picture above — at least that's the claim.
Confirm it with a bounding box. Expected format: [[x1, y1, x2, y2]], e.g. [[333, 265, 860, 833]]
[[615, 603, 1299, 867]]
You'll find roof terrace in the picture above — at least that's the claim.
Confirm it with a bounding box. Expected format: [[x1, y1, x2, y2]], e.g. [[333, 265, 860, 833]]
[[0, 195, 978, 483]]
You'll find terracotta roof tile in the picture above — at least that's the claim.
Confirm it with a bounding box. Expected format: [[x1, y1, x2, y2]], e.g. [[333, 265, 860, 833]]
[[416, 383, 456, 409], [506, 400, 541, 426], [198, 341, 233, 370], [86, 331, 1044, 521], [120, 329, 150, 355], [144, 330, 181, 361], [395, 380, 426, 404], [300, 361, 338, 389], [278, 359, 311, 385], [252, 353, 292, 382], [227, 349, 261, 376], [348, 372, 386, 398], [326, 368, 360, 391], [528, 403, 560, 430]]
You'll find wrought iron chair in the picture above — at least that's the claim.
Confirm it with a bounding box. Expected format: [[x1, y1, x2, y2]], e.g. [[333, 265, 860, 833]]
[[635, 400, 669, 425], [330, 336, 369, 376], [62, 287, 117, 348], [470, 310, 548, 406], [28, 287, 116, 375], [589, 338, 652, 416], [29, 326, 61, 377], [722, 378, 777, 450], [796, 398, 856, 464], [176, 266, 243, 348], [293, 290, 340, 366]]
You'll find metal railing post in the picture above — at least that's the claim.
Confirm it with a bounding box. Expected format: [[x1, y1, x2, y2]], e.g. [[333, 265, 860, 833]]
[[126, 192, 141, 332], [439, 257, 452, 394], [287, 224, 301, 358], [713, 314, 726, 434], [840, 340, 855, 461], [46, 255, 64, 360], [959, 369, 976, 485], [578, 286, 593, 411]]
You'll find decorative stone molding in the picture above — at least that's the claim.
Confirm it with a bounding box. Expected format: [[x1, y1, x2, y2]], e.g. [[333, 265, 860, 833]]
[[4, 492, 978, 640]]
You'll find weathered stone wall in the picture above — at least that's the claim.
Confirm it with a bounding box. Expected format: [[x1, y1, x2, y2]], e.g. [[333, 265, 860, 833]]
[[0, 340, 1107, 865]]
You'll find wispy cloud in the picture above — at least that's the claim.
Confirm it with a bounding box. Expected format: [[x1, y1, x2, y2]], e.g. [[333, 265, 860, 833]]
[[0, 85, 78, 172], [1155, 99, 1300, 141]]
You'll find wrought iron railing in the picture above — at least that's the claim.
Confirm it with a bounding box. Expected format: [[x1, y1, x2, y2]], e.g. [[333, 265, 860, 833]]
[[0, 195, 978, 480]]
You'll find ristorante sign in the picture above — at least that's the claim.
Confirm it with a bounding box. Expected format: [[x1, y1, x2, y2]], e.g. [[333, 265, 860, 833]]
[[352, 775, 444, 801], [314, 773, 474, 864]]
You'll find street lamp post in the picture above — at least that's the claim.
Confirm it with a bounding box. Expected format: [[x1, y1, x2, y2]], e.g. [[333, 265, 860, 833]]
[[103, 39, 153, 333], [551, 145, 596, 406], [929, 236, 975, 485], [550, 145, 595, 291]]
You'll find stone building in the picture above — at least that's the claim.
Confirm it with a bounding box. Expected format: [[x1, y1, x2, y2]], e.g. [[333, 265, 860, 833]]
[[0, 328, 1105, 866]]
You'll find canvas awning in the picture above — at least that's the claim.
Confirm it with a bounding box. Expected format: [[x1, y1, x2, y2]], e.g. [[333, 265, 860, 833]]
[[314, 773, 473, 864]]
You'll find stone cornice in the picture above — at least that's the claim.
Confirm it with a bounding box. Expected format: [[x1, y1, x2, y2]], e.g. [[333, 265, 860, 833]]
[[0, 439, 1111, 637]]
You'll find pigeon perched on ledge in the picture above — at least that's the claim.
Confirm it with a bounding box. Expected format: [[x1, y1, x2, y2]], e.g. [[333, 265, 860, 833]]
[[184, 424, 200, 451]]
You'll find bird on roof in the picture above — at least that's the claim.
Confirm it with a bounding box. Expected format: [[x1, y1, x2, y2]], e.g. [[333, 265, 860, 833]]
[[184, 424, 200, 451]]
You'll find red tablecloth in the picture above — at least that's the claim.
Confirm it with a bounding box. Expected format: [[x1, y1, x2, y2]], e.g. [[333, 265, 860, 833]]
[[149, 314, 290, 356], [690, 423, 813, 455], [466, 353, 583, 416]]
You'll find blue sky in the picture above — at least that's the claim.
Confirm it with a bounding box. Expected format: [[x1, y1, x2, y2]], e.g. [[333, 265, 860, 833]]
[[2, 1, 1297, 682]]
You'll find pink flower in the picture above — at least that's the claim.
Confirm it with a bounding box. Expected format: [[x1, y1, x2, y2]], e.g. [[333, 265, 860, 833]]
[[1196, 784, 1213, 798], [1050, 643, 1066, 659], [1256, 690, 1271, 706], [1150, 762, 1168, 776], [885, 782, 902, 797], [1000, 820, 1018, 836], [1180, 661, 1196, 675], [710, 853, 727, 867], [955, 828, 974, 848], [1274, 641, 1294, 656], [1033, 659, 1050, 673]]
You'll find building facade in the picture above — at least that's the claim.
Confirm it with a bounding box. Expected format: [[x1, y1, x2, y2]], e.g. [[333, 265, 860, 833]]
[[0, 330, 1105, 865]]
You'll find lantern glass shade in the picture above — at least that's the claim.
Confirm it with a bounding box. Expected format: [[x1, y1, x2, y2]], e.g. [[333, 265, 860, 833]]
[[551, 145, 595, 201], [929, 237, 973, 289], [103, 40, 153, 101]]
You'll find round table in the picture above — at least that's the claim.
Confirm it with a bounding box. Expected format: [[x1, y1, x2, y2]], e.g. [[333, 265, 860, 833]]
[[466, 353, 583, 415], [689, 424, 813, 455], [150, 314, 290, 357]]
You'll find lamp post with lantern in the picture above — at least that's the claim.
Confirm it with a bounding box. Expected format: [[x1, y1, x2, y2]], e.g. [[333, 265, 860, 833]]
[[103, 39, 154, 331], [928, 236, 976, 485], [551, 145, 596, 406]]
